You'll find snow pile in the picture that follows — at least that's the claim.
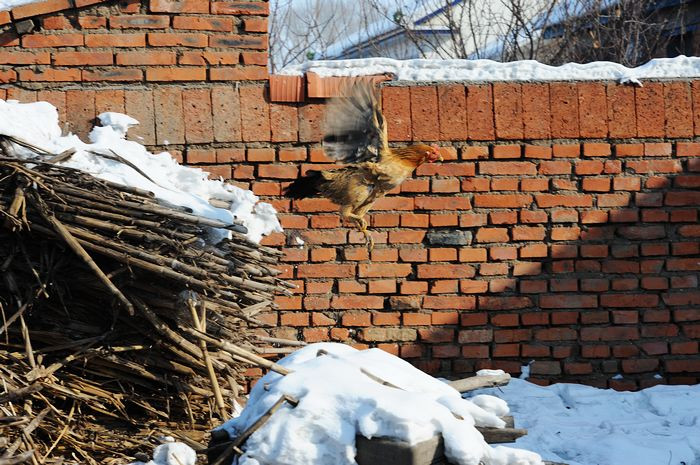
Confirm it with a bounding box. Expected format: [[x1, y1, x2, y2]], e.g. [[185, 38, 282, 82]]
[[218, 343, 543, 465], [476, 378, 700, 465], [129, 441, 197, 465], [281, 55, 700, 83], [0, 99, 281, 243]]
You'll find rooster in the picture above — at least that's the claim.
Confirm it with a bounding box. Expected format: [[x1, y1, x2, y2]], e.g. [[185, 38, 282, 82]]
[[284, 82, 442, 250]]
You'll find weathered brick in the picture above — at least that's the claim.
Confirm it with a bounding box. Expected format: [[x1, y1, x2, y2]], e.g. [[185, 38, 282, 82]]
[[240, 85, 270, 141], [410, 86, 439, 141], [125, 89, 156, 145], [211, 85, 242, 142], [467, 84, 494, 140], [437, 84, 467, 140]]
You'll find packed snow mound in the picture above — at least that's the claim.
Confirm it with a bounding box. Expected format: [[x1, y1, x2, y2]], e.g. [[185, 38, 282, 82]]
[[218, 343, 543, 465], [129, 442, 196, 465], [281, 55, 700, 83], [476, 378, 700, 465], [0, 99, 282, 243]]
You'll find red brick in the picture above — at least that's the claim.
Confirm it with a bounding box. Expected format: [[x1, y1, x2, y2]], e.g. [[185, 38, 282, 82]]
[[535, 194, 592, 208], [540, 294, 597, 308], [550, 83, 579, 138], [186, 148, 215, 163], [269, 103, 298, 142], [521, 179, 549, 192], [154, 87, 185, 145], [146, 67, 206, 81], [210, 66, 268, 81], [85, 33, 146, 48], [382, 86, 411, 141], [116, 51, 175, 65], [583, 143, 611, 157], [78, 16, 106, 29], [410, 86, 439, 141], [240, 85, 271, 141], [581, 327, 639, 341], [539, 161, 571, 175], [475, 228, 509, 243], [467, 84, 494, 140], [512, 226, 545, 241], [280, 312, 308, 326], [627, 160, 682, 174], [148, 32, 207, 47], [677, 142, 700, 157], [0, 51, 49, 64], [359, 263, 412, 278], [210, 33, 267, 50], [601, 294, 659, 308], [334, 296, 384, 310], [179, 51, 240, 65], [298, 102, 323, 142], [615, 143, 643, 157], [493, 83, 523, 139], [182, 88, 213, 143], [635, 82, 665, 137], [18, 69, 80, 81], [458, 329, 493, 343], [82, 68, 143, 82], [110, 15, 169, 29], [22, 33, 83, 47], [578, 82, 608, 138], [522, 83, 551, 139], [241, 51, 268, 66], [664, 81, 693, 138], [12, 0, 71, 19], [414, 196, 470, 210], [210, 86, 241, 142], [150, 0, 209, 13], [607, 84, 636, 138], [492, 145, 521, 159], [417, 264, 475, 279], [211, 1, 269, 15], [437, 85, 467, 140], [173, 16, 233, 32], [479, 161, 535, 175], [582, 177, 610, 192], [65, 89, 95, 140]]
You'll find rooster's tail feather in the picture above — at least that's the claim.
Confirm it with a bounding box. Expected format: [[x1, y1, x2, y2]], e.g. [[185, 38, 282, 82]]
[[284, 170, 323, 199]]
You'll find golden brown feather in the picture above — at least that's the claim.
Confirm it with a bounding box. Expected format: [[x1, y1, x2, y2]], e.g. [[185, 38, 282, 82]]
[[284, 82, 442, 250]]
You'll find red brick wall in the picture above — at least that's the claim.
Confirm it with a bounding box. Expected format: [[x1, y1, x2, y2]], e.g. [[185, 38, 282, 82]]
[[257, 82, 700, 391], [0, 1, 698, 390]]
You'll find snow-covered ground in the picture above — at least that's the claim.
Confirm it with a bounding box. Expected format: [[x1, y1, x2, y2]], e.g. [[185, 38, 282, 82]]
[[0, 99, 282, 243], [477, 379, 700, 465], [281, 55, 700, 84], [131, 343, 700, 465]]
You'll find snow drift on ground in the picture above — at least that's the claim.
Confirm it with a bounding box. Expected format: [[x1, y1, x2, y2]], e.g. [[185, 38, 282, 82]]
[[218, 343, 543, 465], [281, 55, 700, 83], [475, 378, 700, 465], [0, 99, 282, 243]]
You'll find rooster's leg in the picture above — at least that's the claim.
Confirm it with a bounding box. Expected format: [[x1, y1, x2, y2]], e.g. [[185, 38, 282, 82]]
[[341, 208, 374, 251]]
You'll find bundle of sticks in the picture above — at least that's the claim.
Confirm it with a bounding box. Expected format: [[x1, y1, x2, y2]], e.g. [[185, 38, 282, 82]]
[[0, 149, 291, 464]]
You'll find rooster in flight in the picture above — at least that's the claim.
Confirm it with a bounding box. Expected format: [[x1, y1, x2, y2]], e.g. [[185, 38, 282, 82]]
[[284, 82, 442, 250]]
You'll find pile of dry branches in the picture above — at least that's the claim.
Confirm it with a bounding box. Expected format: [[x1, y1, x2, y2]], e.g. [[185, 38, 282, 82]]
[[0, 152, 291, 464]]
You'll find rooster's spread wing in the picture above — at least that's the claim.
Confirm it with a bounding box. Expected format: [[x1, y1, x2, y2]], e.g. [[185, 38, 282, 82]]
[[322, 81, 389, 164]]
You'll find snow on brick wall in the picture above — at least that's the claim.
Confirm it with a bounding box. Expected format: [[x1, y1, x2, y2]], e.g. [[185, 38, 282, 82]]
[[0, 0, 269, 86]]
